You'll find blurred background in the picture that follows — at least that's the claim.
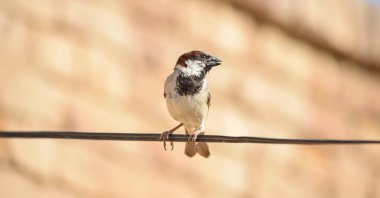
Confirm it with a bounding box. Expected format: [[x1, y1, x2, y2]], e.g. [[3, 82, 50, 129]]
[[0, 0, 380, 197]]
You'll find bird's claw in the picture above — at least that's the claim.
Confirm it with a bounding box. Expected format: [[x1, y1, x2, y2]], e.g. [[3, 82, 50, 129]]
[[159, 131, 174, 151], [187, 133, 199, 151]]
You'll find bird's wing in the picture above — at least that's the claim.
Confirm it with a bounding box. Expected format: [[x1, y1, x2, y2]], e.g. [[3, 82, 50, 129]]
[[207, 92, 211, 108], [163, 74, 175, 99]]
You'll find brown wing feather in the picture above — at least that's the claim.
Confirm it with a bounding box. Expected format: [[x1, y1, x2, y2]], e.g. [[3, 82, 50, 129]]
[[207, 92, 211, 108]]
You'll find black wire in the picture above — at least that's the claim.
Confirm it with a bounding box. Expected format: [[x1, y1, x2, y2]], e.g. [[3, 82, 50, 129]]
[[0, 131, 379, 145]]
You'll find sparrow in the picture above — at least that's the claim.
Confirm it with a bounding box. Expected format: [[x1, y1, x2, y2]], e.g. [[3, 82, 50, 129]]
[[160, 50, 221, 158]]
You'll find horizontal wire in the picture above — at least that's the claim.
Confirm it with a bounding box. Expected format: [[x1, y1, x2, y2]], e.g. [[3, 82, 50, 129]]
[[0, 131, 380, 145]]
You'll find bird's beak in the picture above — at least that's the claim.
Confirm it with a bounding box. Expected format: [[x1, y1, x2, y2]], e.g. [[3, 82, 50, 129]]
[[206, 56, 222, 67]]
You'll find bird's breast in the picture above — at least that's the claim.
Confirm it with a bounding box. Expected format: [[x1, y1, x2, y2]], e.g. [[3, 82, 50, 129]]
[[165, 76, 209, 129]]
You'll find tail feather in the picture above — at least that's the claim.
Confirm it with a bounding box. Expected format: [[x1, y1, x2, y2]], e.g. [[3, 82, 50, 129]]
[[195, 142, 210, 158], [185, 142, 197, 157], [184, 130, 210, 158]]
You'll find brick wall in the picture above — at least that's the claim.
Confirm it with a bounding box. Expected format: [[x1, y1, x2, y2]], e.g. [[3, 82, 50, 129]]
[[0, 0, 379, 197]]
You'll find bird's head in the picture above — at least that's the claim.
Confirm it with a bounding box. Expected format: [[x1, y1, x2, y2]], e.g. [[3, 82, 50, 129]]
[[174, 50, 221, 77]]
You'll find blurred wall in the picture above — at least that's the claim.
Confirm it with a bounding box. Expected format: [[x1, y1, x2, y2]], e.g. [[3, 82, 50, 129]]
[[0, 0, 380, 197]]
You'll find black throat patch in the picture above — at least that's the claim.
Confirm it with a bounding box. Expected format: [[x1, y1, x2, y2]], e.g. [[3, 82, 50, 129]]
[[176, 72, 205, 96]]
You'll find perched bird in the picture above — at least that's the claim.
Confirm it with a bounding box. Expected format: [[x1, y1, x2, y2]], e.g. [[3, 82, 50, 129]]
[[160, 50, 221, 158]]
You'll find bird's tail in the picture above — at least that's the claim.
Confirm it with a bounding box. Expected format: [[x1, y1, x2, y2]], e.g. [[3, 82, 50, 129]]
[[184, 130, 210, 158]]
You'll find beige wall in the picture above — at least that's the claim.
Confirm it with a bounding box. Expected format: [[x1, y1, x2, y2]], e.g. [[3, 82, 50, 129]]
[[0, 0, 380, 197]]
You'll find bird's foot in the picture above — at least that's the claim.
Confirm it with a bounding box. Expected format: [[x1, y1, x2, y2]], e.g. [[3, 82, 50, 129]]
[[159, 123, 183, 151], [159, 131, 174, 151], [187, 132, 200, 151]]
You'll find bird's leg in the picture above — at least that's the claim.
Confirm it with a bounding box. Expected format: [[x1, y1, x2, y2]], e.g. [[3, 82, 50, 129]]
[[187, 129, 203, 151], [160, 123, 183, 151]]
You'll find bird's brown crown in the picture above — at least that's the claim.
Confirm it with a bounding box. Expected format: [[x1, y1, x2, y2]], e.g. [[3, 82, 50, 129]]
[[175, 50, 205, 67]]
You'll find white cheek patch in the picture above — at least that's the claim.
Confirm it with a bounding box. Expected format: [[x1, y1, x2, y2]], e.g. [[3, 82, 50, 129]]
[[175, 60, 204, 77]]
